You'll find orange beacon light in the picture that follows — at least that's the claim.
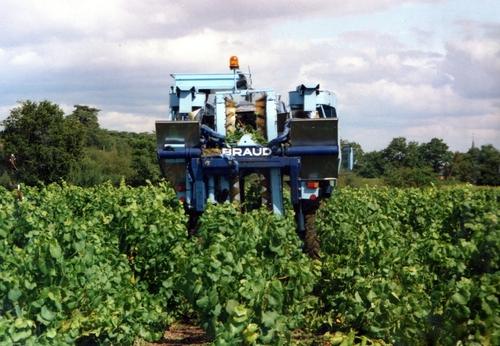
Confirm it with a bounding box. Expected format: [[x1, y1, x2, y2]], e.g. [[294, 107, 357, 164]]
[[229, 56, 239, 70]]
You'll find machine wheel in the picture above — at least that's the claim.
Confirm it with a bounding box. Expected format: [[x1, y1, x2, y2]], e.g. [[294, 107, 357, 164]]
[[304, 213, 320, 259], [187, 211, 200, 236]]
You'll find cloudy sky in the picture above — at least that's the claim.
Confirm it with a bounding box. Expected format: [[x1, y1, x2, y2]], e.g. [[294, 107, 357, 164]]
[[1, 0, 499, 151]]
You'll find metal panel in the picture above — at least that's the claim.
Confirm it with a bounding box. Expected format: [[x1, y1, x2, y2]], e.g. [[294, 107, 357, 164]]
[[159, 160, 185, 189], [290, 118, 338, 146], [266, 92, 278, 140], [289, 118, 339, 179], [289, 89, 336, 110], [316, 90, 336, 107], [303, 89, 317, 112], [169, 91, 206, 109], [178, 90, 193, 113], [264, 92, 283, 214], [299, 156, 338, 180], [215, 94, 226, 136], [269, 168, 283, 215], [156, 121, 200, 196], [155, 121, 200, 149], [172, 73, 236, 90]]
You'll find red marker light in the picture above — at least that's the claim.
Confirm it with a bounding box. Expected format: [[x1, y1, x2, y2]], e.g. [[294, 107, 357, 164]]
[[307, 181, 319, 189], [309, 194, 317, 201]]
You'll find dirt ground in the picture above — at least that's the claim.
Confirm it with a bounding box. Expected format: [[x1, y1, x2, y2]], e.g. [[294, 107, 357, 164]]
[[140, 322, 321, 346], [146, 323, 210, 346]]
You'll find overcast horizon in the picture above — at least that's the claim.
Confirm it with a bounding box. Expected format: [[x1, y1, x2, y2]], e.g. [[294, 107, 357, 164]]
[[1, 0, 499, 152]]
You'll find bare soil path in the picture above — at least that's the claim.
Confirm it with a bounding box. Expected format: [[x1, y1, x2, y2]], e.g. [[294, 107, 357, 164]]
[[146, 323, 210, 346]]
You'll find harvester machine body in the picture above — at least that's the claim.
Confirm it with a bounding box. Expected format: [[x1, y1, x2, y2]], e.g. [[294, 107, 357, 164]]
[[156, 57, 340, 255]]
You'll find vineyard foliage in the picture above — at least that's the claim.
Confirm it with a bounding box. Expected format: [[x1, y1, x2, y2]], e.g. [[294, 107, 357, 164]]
[[0, 184, 498, 345], [317, 187, 499, 345], [0, 183, 188, 345]]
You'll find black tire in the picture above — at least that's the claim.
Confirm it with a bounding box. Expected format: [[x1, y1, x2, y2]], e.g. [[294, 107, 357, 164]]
[[304, 213, 320, 259], [187, 211, 200, 236]]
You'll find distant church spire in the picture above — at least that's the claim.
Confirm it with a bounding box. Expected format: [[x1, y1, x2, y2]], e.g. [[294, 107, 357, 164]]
[[471, 133, 475, 149]]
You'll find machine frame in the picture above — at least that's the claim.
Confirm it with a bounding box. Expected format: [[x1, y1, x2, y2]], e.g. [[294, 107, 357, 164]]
[[156, 57, 342, 256]]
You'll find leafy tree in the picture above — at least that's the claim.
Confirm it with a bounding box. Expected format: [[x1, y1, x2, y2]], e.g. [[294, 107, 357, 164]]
[[420, 138, 452, 174], [475, 144, 500, 185], [357, 151, 385, 178], [68, 147, 134, 186], [67, 105, 102, 146], [384, 166, 437, 187], [382, 137, 422, 169], [452, 151, 477, 183], [383, 137, 409, 168], [0, 138, 10, 187], [128, 133, 161, 186], [452, 145, 499, 185], [1, 101, 84, 185], [67, 105, 99, 130], [68, 130, 160, 186], [354, 138, 423, 179], [406, 141, 422, 167]]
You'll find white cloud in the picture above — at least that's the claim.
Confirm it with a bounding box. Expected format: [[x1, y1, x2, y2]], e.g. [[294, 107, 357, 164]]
[[401, 113, 500, 151], [10, 51, 43, 66], [442, 34, 500, 99], [0, 0, 498, 153], [99, 111, 156, 132], [341, 80, 488, 117], [0, 0, 441, 46], [0, 104, 16, 119], [334, 56, 368, 72]]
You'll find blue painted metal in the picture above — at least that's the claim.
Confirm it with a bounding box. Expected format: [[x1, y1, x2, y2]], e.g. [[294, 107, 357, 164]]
[[348, 146, 354, 170], [190, 159, 206, 212], [265, 92, 278, 140], [208, 176, 215, 203], [178, 88, 195, 114], [215, 94, 226, 135], [171, 73, 241, 90], [185, 168, 192, 206], [300, 182, 320, 200], [285, 145, 339, 156], [289, 85, 336, 114], [158, 144, 338, 214], [185, 155, 301, 213], [186, 155, 302, 211], [341, 145, 355, 171], [169, 72, 251, 119], [264, 91, 283, 214], [169, 89, 206, 112], [157, 148, 201, 159], [268, 119, 290, 150], [200, 125, 225, 146], [157, 61, 342, 231]]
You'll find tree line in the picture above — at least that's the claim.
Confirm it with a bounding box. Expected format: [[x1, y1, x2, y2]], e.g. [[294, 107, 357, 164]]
[[0, 101, 160, 187], [342, 136, 499, 186], [0, 100, 498, 188]]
